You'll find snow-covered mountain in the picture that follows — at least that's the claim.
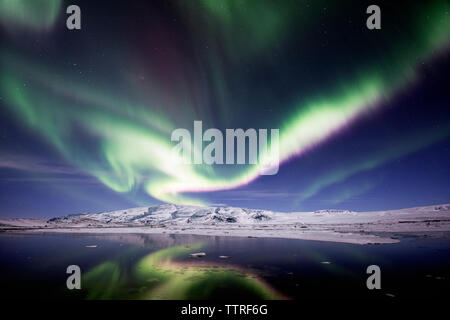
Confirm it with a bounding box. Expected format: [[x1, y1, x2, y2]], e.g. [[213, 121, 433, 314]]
[[314, 209, 355, 214], [2, 204, 449, 244], [49, 204, 275, 225], [46, 203, 450, 227]]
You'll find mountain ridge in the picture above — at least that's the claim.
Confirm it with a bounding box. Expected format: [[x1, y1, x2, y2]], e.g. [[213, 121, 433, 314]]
[[47, 203, 450, 226]]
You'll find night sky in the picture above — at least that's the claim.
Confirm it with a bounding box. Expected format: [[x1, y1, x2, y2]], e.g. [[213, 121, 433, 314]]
[[0, 0, 449, 218]]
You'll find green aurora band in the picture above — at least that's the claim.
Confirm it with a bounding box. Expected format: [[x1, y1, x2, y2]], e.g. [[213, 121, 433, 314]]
[[295, 122, 450, 205], [0, 0, 62, 31], [83, 244, 284, 300], [1, 1, 449, 206]]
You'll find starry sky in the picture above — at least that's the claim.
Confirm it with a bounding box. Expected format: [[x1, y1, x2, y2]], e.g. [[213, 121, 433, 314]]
[[0, 0, 449, 218]]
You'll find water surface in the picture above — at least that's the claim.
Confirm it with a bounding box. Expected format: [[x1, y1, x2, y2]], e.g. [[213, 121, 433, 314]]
[[0, 232, 449, 300]]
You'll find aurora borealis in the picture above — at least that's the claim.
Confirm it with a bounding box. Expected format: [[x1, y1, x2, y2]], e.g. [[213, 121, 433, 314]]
[[0, 0, 449, 217], [83, 244, 284, 300]]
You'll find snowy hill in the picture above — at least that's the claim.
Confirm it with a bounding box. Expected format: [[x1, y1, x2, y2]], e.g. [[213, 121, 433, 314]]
[[2, 203, 449, 245], [314, 209, 355, 214], [49, 204, 275, 225], [47, 203, 450, 227]]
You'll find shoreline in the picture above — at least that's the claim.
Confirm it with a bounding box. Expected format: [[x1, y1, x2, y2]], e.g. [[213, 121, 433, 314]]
[[0, 225, 402, 244], [2, 227, 449, 245]]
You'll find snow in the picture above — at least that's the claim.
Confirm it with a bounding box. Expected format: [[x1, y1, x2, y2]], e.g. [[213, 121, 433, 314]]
[[2, 204, 449, 245], [48, 204, 275, 225]]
